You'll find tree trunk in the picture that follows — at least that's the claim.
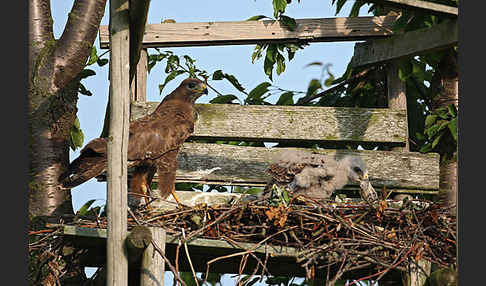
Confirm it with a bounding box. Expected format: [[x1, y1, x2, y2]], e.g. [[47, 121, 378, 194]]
[[28, 0, 107, 284], [28, 0, 107, 220], [433, 48, 458, 215]]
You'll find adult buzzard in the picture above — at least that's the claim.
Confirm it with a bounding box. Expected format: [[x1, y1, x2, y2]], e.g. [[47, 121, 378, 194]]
[[265, 150, 377, 203], [60, 78, 208, 207]]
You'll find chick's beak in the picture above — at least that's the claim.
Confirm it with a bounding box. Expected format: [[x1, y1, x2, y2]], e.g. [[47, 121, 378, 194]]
[[361, 171, 369, 181]]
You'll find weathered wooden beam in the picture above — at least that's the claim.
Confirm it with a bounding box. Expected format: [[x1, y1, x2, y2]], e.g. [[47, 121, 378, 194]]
[[131, 102, 408, 144], [351, 19, 457, 68], [95, 143, 439, 191], [174, 143, 440, 190], [99, 15, 397, 48], [372, 0, 458, 16], [107, 0, 130, 284]]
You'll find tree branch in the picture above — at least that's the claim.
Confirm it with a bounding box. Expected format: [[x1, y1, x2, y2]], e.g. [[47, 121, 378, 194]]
[[29, 0, 54, 71], [53, 0, 107, 91]]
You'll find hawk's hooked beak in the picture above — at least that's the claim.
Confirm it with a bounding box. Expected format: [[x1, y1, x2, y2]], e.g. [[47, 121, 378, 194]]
[[197, 82, 209, 95]]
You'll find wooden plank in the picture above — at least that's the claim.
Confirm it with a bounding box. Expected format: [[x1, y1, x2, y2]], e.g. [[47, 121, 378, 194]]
[[372, 0, 458, 16], [131, 102, 408, 144], [99, 15, 397, 48], [63, 225, 305, 276], [174, 143, 440, 190], [351, 19, 457, 68], [95, 143, 439, 190], [107, 0, 130, 285]]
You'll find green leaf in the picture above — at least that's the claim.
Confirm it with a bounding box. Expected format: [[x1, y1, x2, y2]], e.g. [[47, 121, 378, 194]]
[[335, 0, 348, 15], [276, 91, 294, 105], [276, 53, 286, 75], [304, 61, 323, 68], [87, 46, 98, 66], [210, 94, 238, 104], [246, 15, 270, 21], [223, 73, 246, 93], [77, 199, 97, 216], [73, 117, 81, 130], [212, 70, 246, 93], [448, 117, 457, 141], [251, 44, 265, 63], [96, 58, 108, 67], [79, 69, 96, 80], [70, 128, 84, 151], [324, 73, 335, 87], [159, 70, 185, 94], [247, 82, 271, 104], [264, 45, 278, 80], [415, 132, 426, 141], [179, 272, 198, 286], [165, 55, 180, 73], [279, 15, 297, 31], [306, 79, 322, 97], [212, 70, 224, 80], [249, 82, 271, 99], [78, 83, 92, 96], [447, 104, 457, 117], [349, 1, 363, 17], [419, 143, 433, 153], [424, 114, 438, 128], [272, 0, 287, 18], [431, 131, 444, 149]]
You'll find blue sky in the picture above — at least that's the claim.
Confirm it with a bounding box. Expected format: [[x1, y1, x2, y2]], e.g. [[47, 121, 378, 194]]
[[51, 0, 372, 283]]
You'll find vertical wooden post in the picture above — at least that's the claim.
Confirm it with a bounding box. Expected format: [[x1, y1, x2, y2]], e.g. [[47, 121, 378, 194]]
[[130, 48, 148, 102], [107, 0, 130, 285], [141, 227, 166, 286], [388, 62, 431, 286]]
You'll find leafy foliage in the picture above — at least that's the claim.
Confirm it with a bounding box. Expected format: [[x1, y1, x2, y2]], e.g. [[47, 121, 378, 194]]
[[69, 46, 109, 150]]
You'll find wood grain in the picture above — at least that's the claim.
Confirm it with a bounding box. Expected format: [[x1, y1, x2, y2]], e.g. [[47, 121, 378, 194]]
[[372, 0, 458, 16], [351, 19, 458, 68], [99, 15, 397, 48], [131, 102, 408, 144], [107, 0, 130, 285]]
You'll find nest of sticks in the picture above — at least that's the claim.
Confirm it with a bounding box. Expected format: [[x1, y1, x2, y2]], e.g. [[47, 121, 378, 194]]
[[34, 190, 456, 284]]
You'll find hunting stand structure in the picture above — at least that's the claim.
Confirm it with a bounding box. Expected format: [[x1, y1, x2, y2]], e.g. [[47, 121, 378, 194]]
[[39, 1, 459, 285]]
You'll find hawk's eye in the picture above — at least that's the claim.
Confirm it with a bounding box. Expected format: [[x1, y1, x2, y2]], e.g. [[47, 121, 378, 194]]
[[188, 82, 196, 89], [353, 167, 362, 174]]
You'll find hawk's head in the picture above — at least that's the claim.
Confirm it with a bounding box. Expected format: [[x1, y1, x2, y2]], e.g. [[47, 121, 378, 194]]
[[164, 78, 208, 103]]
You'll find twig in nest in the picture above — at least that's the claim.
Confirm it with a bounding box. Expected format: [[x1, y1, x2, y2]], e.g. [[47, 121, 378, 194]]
[[182, 228, 200, 286], [348, 243, 417, 286], [183, 206, 236, 243]]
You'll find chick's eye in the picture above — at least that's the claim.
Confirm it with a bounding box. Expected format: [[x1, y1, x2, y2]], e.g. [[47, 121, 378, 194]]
[[188, 82, 196, 89], [353, 167, 362, 174]]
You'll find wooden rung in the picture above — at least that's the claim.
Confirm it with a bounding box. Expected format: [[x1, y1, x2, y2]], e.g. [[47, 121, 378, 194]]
[[351, 19, 457, 68], [99, 15, 397, 49], [131, 102, 409, 145], [370, 0, 458, 16], [94, 143, 440, 191]]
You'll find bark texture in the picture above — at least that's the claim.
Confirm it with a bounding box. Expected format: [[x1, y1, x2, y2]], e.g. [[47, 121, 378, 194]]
[[28, 0, 107, 218]]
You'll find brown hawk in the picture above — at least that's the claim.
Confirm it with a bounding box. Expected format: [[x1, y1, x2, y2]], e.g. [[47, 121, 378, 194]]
[[60, 78, 208, 207]]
